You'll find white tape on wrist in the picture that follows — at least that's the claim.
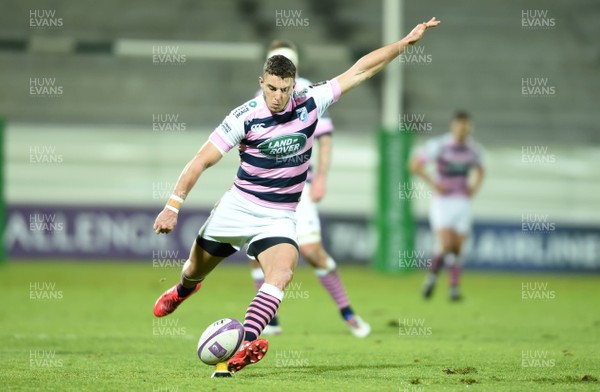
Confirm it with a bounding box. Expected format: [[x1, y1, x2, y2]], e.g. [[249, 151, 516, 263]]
[[165, 205, 179, 214], [170, 194, 184, 203]]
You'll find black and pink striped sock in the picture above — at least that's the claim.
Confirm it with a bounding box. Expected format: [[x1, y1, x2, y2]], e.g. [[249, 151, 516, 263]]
[[318, 269, 350, 309], [243, 283, 283, 341], [316, 258, 353, 319]]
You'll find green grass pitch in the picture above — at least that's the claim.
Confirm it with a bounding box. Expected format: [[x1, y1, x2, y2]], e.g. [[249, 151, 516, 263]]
[[1, 261, 598, 391]]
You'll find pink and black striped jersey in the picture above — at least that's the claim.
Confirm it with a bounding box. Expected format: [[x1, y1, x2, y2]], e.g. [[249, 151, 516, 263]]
[[417, 133, 484, 197], [255, 77, 334, 183], [209, 79, 341, 210]]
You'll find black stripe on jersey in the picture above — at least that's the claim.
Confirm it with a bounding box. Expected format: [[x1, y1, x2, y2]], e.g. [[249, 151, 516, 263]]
[[437, 169, 470, 177], [240, 147, 313, 169], [243, 98, 318, 134], [237, 167, 308, 188], [234, 184, 303, 203], [242, 121, 317, 148]]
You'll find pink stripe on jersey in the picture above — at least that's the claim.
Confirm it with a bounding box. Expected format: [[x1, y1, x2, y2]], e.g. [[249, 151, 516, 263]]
[[209, 132, 230, 153], [236, 178, 306, 196], [238, 155, 312, 177], [330, 78, 342, 101], [240, 163, 310, 179]]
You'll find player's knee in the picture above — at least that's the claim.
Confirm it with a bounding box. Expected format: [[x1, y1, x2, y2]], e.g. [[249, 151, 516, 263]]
[[264, 266, 294, 291], [281, 268, 294, 288], [276, 269, 295, 291]]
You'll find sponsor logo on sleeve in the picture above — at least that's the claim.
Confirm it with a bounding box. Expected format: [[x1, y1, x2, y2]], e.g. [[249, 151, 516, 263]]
[[220, 121, 232, 133], [233, 105, 249, 119], [233, 100, 258, 118]]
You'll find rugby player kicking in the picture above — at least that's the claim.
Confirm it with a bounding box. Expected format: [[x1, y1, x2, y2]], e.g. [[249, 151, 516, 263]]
[[153, 17, 441, 373], [247, 39, 370, 338]]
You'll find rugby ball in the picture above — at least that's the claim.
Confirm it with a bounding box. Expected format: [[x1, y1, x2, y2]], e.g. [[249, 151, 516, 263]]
[[197, 318, 245, 365]]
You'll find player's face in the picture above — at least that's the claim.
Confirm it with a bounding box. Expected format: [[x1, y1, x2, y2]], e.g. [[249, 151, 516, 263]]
[[260, 73, 295, 113], [451, 118, 472, 142]]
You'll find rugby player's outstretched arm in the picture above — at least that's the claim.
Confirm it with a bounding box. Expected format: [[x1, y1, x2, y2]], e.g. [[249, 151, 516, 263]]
[[153, 141, 223, 234], [335, 17, 440, 96]]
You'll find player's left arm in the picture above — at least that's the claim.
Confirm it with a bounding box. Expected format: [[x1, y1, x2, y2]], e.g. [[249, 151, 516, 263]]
[[335, 17, 440, 96], [310, 134, 332, 202], [468, 166, 485, 197]]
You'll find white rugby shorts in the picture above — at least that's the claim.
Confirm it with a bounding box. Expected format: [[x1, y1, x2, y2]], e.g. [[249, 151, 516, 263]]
[[198, 189, 298, 258], [429, 196, 472, 235]]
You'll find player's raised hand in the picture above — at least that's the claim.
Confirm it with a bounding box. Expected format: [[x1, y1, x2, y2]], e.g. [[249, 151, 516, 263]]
[[153, 208, 178, 234], [404, 17, 441, 45]]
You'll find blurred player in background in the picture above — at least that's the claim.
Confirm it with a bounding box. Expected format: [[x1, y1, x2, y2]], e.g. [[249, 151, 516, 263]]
[[152, 18, 440, 374], [248, 40, 370, 338], [410, 111, 484, 301]]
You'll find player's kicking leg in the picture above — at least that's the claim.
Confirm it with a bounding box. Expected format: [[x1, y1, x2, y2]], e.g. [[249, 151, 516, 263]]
[[301, 242, 371, 338], [249, 241, 370, 338], [153, 237, 234, 317], [249, 259, 282, 336], [228, 240, 298, 373]]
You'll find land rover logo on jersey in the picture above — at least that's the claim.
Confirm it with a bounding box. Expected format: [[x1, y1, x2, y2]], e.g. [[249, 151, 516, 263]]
[[296, 107, 308, 122], [257, 134, 307, 159]]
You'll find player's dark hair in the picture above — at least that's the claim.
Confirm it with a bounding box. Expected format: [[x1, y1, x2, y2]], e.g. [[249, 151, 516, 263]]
[[454, 110, 471, 120], [268, 39, 298, 53], [263, 55, 296, 79]]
